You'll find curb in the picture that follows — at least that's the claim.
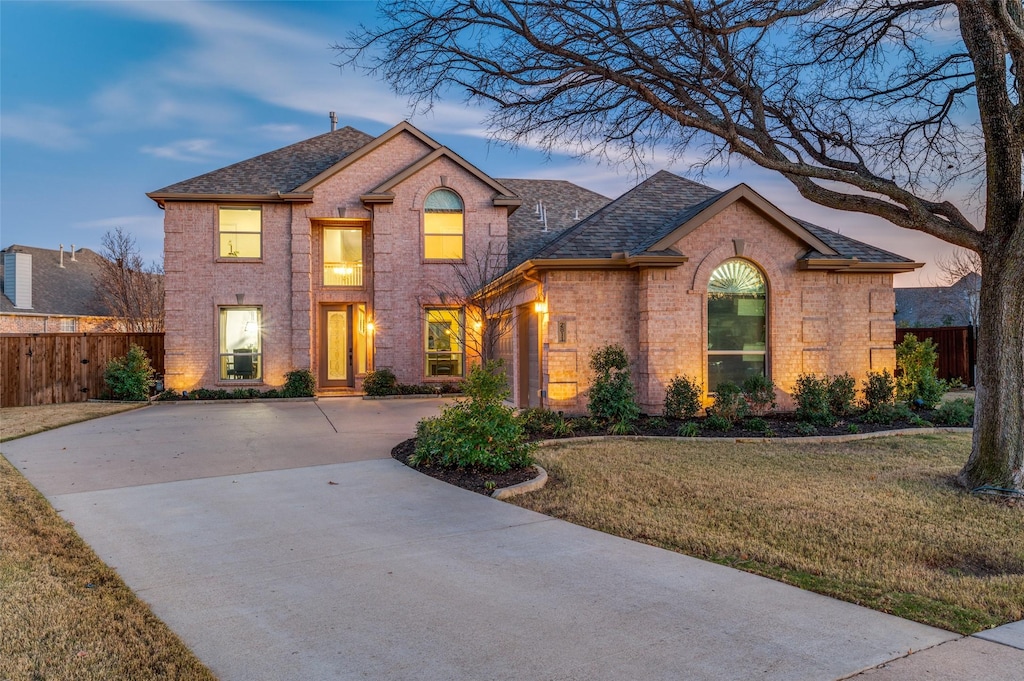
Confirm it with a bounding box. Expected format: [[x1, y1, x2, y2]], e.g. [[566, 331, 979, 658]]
[[533, 426, 972, 447], [150, 397, 318, 405], [363, 394, 462, 400], [492, 465, 548, 500]]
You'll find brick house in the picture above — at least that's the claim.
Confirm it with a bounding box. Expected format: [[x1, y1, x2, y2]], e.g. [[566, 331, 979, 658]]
[[148, 121, 921, 410]]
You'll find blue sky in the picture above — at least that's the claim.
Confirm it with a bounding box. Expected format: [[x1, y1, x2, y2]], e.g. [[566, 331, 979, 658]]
[[1, 0, 967, 286]]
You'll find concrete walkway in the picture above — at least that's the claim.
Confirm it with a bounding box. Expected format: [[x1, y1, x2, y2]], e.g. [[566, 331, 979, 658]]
[[3, 400, 1021, 680]]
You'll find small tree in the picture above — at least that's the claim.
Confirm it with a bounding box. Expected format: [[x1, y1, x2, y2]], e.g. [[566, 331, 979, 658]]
[[587, 344, 640, 424], [430, 242, 522, 364], [935, 248, 982, 329], [896, 334, 947, 410], [96, 227, 164, 332], [103, 344, 156, 401]]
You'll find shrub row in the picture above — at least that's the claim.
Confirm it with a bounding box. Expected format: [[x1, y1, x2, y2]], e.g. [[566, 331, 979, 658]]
[[363, 367, 463, 397]]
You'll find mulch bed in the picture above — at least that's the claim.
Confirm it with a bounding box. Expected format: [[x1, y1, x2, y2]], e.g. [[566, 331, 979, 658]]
[[391, 438, 539, 496], [393, 411, 958, 496]]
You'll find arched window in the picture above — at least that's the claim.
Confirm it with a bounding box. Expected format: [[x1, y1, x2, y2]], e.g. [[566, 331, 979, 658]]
[[423, 189, 464, 260], [707, 259, 767, 389]]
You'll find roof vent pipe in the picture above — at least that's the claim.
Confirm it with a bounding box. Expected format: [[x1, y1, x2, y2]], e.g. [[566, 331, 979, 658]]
[[329, 111, 337, 132], [71, 245, 77, 261], [59, 244, 65, 268]]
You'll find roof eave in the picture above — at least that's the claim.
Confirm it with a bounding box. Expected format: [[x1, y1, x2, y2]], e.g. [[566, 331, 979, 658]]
[[145, 192, 312, 207], [797, 258, 925, 273]]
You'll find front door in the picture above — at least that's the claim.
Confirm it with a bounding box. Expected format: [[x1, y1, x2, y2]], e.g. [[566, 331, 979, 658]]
[[321, 305, 353, 388]]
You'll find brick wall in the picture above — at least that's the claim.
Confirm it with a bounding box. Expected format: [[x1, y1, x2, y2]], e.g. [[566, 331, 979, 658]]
[[540, 201, 898, 414]]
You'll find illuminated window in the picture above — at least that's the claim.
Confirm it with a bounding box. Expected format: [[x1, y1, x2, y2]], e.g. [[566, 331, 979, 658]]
[[219, 307, 262, 380], [424, 307, 464, 377], [219, 206, 262, 258], [423, 189, 463, 260], [707, 259, 767, 389], [323, 228, 363, 286]]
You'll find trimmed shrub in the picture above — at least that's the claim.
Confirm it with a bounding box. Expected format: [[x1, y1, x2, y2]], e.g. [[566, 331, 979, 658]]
[[103, 344, 155, 401], [795, 421, 817, 436], [895, 334, 947, 409], [707, 381, 748, 424], [587, 344, 640, 424], [793, 374, 833, 425], [934, 398, 975, 426], [363, 368, 399, 396], [282, 369, 316, 397], [827, 373, 857, 417], [742, 374, 777, 417], [664, 374, 702, 420], [411, 361, 534, 473], [862, 369, 896, 412]]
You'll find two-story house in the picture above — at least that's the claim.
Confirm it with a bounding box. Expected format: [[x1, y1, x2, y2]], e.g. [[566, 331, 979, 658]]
[[149, 121, 921, 412]]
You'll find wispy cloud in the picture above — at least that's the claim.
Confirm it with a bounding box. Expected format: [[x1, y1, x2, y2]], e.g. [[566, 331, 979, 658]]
[[0, 106, 85, 150], [140, 138, 232, 163]]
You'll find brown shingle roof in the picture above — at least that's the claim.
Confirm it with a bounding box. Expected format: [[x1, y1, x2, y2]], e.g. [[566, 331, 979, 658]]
[[495, 179, 612, 267], [0, 245, 115, 316], [524, 170, 915, 265], [150, 126, 374, 196]]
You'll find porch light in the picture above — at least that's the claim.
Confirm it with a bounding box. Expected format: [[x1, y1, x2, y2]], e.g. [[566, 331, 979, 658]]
[[534, 300, 548, 314], [366, 322, 375, 333]]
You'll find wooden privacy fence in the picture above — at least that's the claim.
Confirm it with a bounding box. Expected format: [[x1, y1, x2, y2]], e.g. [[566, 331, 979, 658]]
[[895, 326, 976, 386], [0, 333, 164, 407]]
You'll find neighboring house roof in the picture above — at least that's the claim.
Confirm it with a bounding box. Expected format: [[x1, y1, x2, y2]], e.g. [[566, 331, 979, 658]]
[[496, 178, 612, 267], [0, 245, 114, 317], [895, 273, 980, 327], [148, 126, 375, 199]]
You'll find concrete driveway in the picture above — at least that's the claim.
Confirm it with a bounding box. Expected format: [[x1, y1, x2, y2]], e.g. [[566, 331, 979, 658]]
[[3, 399, 1021, 680]]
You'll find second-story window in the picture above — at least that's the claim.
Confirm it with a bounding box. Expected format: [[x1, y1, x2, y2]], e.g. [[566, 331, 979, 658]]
[[423, 189, 464, 260], [219, 206, 262, 259], [323, 228, 363, 286]]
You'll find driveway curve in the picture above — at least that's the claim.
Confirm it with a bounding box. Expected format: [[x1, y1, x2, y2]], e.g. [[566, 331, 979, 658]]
[[3, 399, 1008, 680]]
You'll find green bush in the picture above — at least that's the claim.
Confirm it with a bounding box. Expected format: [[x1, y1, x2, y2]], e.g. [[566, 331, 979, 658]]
[[742, 374, 777, 416], [664, 374, 702, 420], [282, 369, 316, 397], [793, 374, 833, 425], [411, 361, 534, 473], [862, 369, 896, 413], [519, 407, 560, 435], [745, 417, 771, 434], [827, 373, 857, 417], [103, 344, 155, 401], [795, 421, 817, 436], [896, 334, 948, 409], [587, 344, 640, 424], [934, 398, 975, 426], [705, 413, 733, 432], [363, 368, 399, 396], [707, 381, 748, 424], [677, 421, 701, 437]]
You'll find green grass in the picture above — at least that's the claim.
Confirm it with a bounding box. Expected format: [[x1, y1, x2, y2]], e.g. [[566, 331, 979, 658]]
[[512, 433, 1022, 634]]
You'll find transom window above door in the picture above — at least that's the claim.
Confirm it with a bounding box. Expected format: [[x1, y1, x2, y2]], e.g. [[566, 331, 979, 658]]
[[323, 228, 363, 287], [423, 189, 464, 260], [707, 259, 767, 389]]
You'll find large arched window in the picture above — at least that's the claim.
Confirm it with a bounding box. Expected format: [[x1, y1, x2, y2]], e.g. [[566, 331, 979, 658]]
[[707, 259, 767, 389], [423, 189, 464, 260]]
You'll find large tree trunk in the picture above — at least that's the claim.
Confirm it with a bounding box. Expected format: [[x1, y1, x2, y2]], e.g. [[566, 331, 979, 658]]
[[959, 244, 1024, 491]]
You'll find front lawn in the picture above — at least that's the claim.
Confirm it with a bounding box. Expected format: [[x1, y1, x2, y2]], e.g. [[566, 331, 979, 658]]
[[510, 432, 1022, 635], [0, 402, 144, 442]]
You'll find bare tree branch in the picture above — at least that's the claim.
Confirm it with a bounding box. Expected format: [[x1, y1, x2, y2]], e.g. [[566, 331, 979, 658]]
[[95, 227, 164, 333]]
